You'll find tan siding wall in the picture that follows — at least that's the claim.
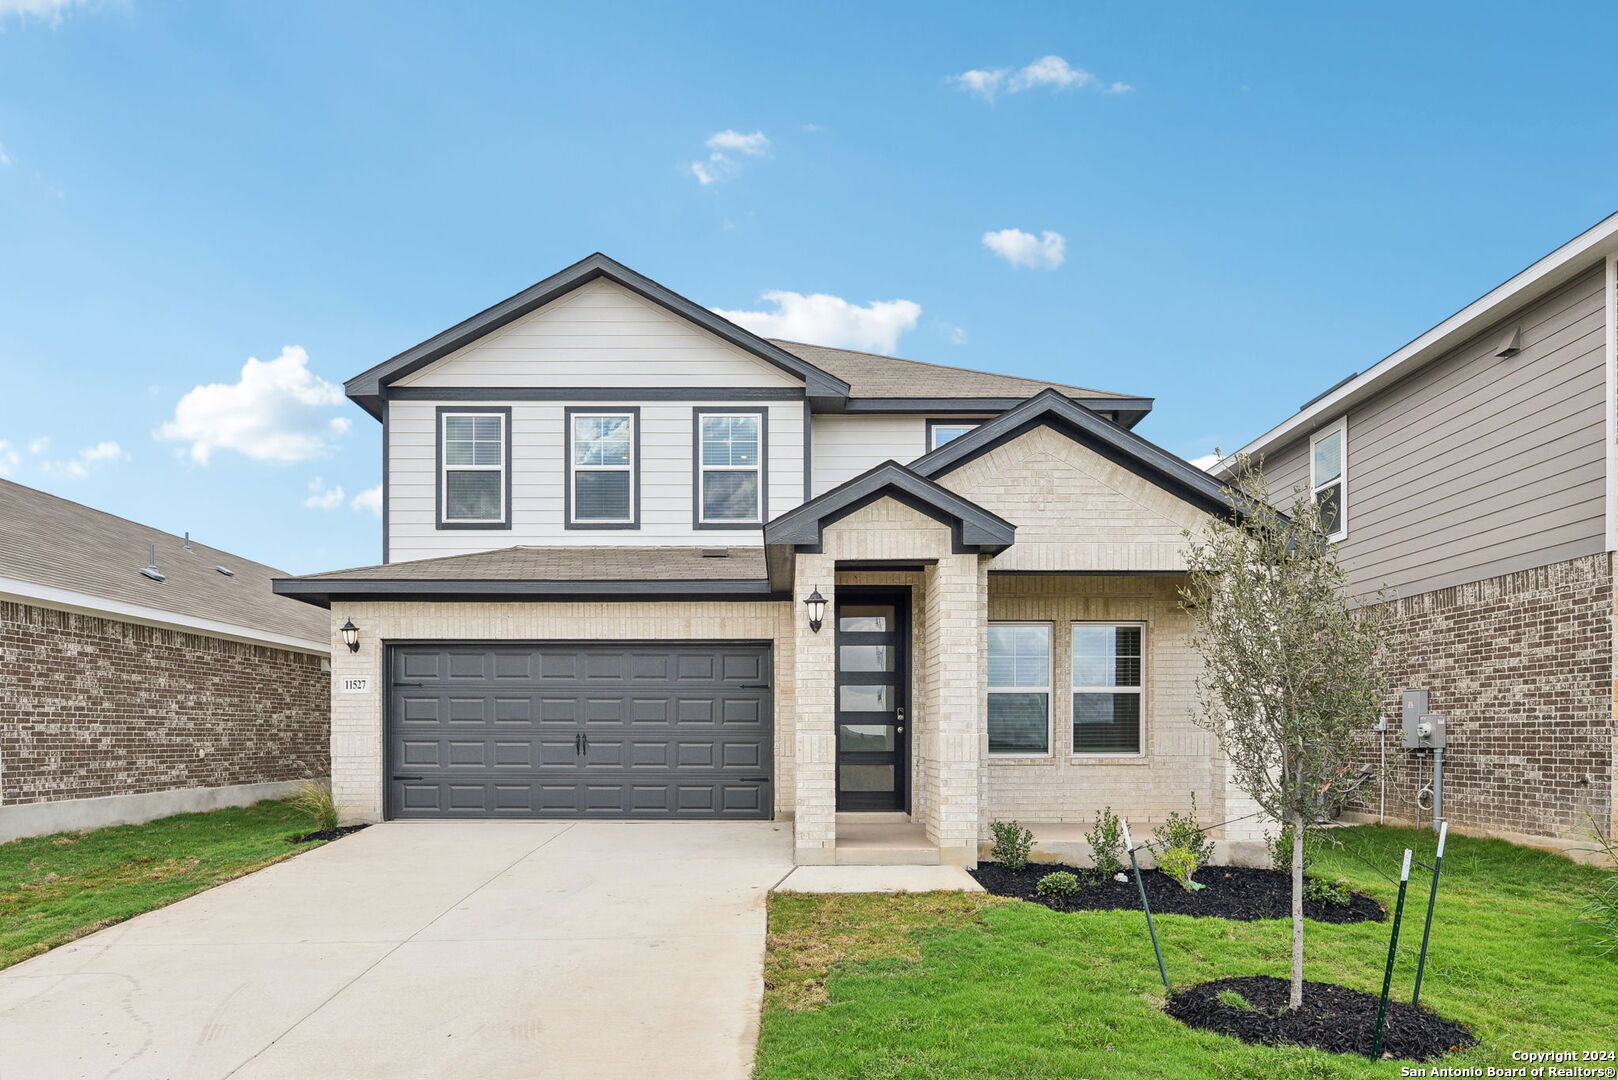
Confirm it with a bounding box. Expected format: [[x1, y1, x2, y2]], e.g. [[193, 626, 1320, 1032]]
[[327, 600, 794, 823], [393, 278, 802, 389], [809, 414, 927, 495], [944, 425, 1212, 572], [1261, 267, 1608, 599], [981, 575, 1220, 830]]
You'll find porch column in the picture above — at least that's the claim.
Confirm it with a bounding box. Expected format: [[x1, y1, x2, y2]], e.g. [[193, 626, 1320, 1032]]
[[792, 555, 837, 864], [920, 553, 987, 866]]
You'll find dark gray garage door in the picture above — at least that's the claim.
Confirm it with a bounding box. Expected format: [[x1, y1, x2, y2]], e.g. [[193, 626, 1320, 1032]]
[[386, 642, 773, 819]]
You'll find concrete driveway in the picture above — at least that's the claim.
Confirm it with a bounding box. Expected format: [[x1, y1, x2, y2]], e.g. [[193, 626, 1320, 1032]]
[[0, 820, 794, 1080]]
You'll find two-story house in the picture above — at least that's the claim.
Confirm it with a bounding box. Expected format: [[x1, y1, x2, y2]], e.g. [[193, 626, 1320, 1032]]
[[274, 253, 1267, 868], [1222, 214, 1618, 853]]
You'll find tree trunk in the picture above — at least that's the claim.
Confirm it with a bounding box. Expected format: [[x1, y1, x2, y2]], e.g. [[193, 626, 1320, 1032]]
[[1290, 810, 1305, 1008]]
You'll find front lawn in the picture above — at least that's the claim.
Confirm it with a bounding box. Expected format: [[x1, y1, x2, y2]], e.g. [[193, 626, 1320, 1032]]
[[0, 798, 325, 969], [758, 825, 1617, 1079]]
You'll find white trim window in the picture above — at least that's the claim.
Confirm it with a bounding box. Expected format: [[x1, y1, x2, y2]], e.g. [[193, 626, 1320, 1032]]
[[1071, 623, 1144, 755], [928, 421, 981, 450], [570, 411, 636, 524], [440, 411, 506, 524], [987, 622, 1051, 755], [697, 411, 763, 523], [1310, 418, 1347, 540]]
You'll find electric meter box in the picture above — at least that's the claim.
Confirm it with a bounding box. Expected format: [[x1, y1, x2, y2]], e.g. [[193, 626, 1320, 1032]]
[[1400, 689, 1447, 749]]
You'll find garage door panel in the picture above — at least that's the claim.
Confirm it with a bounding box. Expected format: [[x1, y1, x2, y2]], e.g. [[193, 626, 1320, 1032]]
[[387, 643, 772, 820]]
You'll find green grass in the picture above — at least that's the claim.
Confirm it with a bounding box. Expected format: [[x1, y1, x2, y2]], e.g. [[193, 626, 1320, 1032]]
[[758, 825, 1618, 1079], [0, 798, 325, 970]]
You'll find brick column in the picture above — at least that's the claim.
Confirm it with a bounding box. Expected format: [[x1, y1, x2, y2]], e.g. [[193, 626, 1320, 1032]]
[[792, 556, 837, 864], [920, 553, 986, 866], [328, 604, 384, 823]]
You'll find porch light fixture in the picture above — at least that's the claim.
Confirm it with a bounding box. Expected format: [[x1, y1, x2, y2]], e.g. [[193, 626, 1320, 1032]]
[[340, 618, 361, 653], [805, 588, 826, 634]]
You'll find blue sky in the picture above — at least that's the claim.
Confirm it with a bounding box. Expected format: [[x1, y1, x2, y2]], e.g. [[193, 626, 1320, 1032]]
[[4, 1, 1618, 574]]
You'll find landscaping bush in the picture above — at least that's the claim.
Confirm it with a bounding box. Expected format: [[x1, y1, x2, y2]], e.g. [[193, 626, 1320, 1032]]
[[1035, 871, 1080, 899], [1085, 806, 1126, 879], [1576, 825, 1618, 955], [1149, 794, 1215, 873], [1156, 846, 1204, 892], [289, 780, 338, 834], [1303, 876, 1351, 908], [988, 820, 1034, 869], [1265, 823, 1315, 874]]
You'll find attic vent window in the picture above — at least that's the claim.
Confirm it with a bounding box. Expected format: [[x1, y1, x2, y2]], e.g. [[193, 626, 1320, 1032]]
[[214, 566, 235, 577], [139, 544, 165, 582]]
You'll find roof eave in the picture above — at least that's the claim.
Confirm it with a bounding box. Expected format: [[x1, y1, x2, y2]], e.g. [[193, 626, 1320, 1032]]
[[271, 576, 783, 608]]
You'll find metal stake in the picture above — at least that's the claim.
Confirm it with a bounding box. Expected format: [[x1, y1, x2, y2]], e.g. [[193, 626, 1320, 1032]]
[[1411, 821, 1448, 1007], [1122, 820, 1170, 993], [1371, 848, 1413, 1059]]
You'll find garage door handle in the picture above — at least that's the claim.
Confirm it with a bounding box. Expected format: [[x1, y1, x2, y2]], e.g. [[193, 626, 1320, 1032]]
[[740, 777, 771, 783], [740, 684, 771, 689], [392, 682, 424, 688], [392, 774, 424, 781]]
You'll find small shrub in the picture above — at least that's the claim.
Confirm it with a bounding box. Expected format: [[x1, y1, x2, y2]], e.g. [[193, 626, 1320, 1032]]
[[1036, 871, 1081, 899], [1265, 823, 1317, 874], [1086, 806, 1126, 878], [1150, 793, 1215, 873], [1303, 875, 1350, 908], [1156, 846, 1204, 892], [288, 780, 338, 834], [988, 820, 1034, 870], [1575, 825, 1618, 955]]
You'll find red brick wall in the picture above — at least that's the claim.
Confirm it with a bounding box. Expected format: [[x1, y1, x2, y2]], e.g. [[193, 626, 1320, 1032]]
[[0, 600, 330, 805], [1354, 554, 1615, 842]]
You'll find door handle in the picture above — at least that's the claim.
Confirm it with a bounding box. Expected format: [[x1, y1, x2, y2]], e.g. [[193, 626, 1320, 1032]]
[[896, 705, 905, 723], [392, 775, 424, 781], [896, 727, 904, 734]]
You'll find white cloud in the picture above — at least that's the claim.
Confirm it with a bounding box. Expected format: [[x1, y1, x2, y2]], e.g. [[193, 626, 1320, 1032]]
[[0, 144, 11, 168], [0, 441, 19, 477], [688, 129, 770, 185], [982, 228, 1067, 270], [714, 291, 922, 354], [945, 325, 968, 346], [1189, 453, 1222, 472], [26, 436, 49, 454], [42, 440, 128, 478], [351, 485, 383, 516], [800, 123, 827, 133], [705, 129, 770, 156], [0, 0, 92, 22], [951, 55, 1131, 100], [157, 346, 350, 465], [303, 477, 345, 511]]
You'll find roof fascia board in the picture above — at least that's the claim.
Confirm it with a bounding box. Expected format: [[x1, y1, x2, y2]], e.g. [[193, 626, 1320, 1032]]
[[272, 577, 781, 608], [910, 389, 1243, 519], [1, 578, 329, 655], [386, 387, 805, 403], [763, 461, 1015, 551], [835, 395, 1153, 420], [346, 253, 850, 419], [1223, 211, 1618, 469]]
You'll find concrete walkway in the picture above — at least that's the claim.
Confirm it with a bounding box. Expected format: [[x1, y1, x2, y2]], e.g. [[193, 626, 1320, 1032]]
[[0, 820, 794, 1080]]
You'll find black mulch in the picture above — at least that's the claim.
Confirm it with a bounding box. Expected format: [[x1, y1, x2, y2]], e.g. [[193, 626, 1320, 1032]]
[[1166, 975, 1476, 1061], [968, 863, 1384, 923], [288, 824, 371, 844]]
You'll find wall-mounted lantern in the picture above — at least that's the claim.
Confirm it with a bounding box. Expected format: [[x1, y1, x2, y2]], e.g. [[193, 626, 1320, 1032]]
[[340, 618, 361, 653], [805, 588, 826, 634]]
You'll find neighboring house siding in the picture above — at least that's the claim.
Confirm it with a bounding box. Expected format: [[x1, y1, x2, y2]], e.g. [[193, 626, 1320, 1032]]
[[391, 278, 803, 389], [385, 399, 806, 559], [1355, 553, 1614, 843], [0, 600, 329, 805], [1261, 266, 1608, 599], [810, 414, 927, 495]]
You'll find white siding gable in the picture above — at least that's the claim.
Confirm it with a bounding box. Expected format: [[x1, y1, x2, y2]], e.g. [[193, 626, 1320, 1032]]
[[810, 414, 928, 495], [393, 278, 803, 389]]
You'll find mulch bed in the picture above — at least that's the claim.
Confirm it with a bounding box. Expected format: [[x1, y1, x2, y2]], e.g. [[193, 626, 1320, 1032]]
[[1166, 975, 1476, 1061], [288, 824, 370, 844], [968, 863, 1385, 923]]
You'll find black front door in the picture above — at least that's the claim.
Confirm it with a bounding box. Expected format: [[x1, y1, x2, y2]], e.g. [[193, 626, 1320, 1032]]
[[834, 589, 909, 811]]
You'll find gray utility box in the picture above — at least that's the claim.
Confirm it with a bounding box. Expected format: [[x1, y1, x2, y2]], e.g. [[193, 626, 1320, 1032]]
[[1400, 689, 1447, 749]]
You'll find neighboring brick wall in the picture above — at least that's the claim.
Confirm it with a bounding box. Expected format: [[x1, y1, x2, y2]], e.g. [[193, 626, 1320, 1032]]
[[0, 600, 329, 805], [1356, 553, 1615, 842]]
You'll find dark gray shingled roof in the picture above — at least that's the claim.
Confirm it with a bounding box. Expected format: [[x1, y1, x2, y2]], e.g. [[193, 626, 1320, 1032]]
[[767, 340, 1137, 402], [0, 478, 328, 646], [291, 545, 766, 582]]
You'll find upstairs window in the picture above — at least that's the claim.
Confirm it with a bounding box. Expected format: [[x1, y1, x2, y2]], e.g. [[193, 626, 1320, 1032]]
[[1072, 623, 1144, 755], [1310, 419, 1347, 540], [568, 410, 637, 526], [927, 420, 981, 450], [439, 410, 508, 527], [987, 623, 1051, 755], [696, 411, 764, 525]]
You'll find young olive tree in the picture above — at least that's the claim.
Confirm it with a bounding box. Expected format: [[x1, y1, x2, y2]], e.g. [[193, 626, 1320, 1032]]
[[1181, 457, 1389, 1008]]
